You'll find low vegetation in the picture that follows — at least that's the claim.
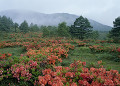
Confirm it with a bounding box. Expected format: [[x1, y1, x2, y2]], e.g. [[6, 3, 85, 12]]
[[0, 16, 120, 86]]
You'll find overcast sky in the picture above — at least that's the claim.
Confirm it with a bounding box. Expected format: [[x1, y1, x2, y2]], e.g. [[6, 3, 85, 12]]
[[0, 0, 120, 26]]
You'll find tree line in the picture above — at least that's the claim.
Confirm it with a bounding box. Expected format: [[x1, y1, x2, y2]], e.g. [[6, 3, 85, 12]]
[[0, 16, 40, 32], [0, 15, 120, 40], [41, 16, 99, 40]]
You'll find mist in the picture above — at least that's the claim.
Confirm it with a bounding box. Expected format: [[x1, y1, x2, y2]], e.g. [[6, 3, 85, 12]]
[[0, 0, 120, 26]]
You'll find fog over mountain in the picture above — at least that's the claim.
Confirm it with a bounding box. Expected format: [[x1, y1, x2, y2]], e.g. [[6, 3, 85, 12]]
[[0, 10, 112, 31]]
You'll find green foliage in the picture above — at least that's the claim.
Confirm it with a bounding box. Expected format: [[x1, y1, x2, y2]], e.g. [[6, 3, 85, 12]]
[[47, 26, 58, 37], [70, 16, 93, 40], [0, 16, 14, 32], [86, 30, 99, 39], [14, 22, 19, 32], [109, 17, 120, 42], [29, 23, 39, 32], [57, 22, 70, 37], [99, 31, 109, 40], [42, 26, 50, 37], [42, 25, 59, 37], [19, 20, 29, 33], [41, 22, 70, 38]]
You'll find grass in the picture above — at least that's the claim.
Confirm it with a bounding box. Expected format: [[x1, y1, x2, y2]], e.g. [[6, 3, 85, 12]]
[[0, 39, 120, 72], [61, 45, 120, 72], [0, 47, 24, 56]]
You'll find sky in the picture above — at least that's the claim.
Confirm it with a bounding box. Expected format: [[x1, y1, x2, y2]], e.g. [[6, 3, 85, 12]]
[[0, 0, 120, 26]]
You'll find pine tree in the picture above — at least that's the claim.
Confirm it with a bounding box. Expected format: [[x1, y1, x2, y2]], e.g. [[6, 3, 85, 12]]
[[70, 16, 92, 40], [14, 23, 19, 32], [19, 20, 29, 33], [109, 17, 120, 40], [57, 22, 70, 37], [0, 16, 14, 32]]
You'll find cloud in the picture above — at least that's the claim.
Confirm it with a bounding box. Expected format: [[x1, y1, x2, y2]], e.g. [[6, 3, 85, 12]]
[[0, 0, 119, 26]]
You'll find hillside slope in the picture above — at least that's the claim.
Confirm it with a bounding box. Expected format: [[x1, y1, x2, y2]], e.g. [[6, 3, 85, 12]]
[[0, 10, 112, 31]]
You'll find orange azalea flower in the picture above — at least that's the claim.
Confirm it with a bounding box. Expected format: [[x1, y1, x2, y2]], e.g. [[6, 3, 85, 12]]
[[58, 58, 62, 62], [42, 68, 52, 75], [54, 66, 62, 72], [91, 80, 102, 86], [44, 74, 51, 81], [64, 67, 70, 71], [8, 53, 12, 56], [82, 68, 88, 73], [2, 54, 6, 58], [71, 82, 77, 86], [38, 76, 47, 85], [51, 77, 63, 86], [117, 48, 120, 52], [51, 71, 57, 77], [104, 79, 114, 86], [111, 70, 119, 74], [97, 60, 102, 64], [78, 80, 89, 86], [65, 72, 74, 78], [82, 62, 86, 66]]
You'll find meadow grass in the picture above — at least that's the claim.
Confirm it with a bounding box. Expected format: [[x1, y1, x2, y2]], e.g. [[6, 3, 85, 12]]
[[0, 47, 24, 56], [61, 45, 120, 72]]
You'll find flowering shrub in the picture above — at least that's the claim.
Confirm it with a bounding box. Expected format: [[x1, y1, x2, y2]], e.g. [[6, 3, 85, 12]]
[[26, 41, 73, 65], [0, 53, 12, 59], [117, 48, 120, 53], [11, 63, 32, 81], [115, 47, 120, 62], [0, 33, 120, 86], [89, 45, 118, 53], [0, 42, 5, 48], [78, 43, 86, 47], [0, 68, 3, 76], [37, 60, 120, 86]]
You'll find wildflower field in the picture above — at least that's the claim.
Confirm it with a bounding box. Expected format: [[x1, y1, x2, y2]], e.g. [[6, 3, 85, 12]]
[[0, 32, 120, 86]]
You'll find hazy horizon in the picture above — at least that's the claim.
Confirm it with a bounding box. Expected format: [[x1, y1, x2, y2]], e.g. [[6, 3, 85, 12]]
[[0, 0, 120, 26]]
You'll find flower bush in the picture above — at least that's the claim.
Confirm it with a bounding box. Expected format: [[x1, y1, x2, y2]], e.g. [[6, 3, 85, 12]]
[[37, 60, 120, 86], [0, 53, 12, 59], [0, 32, 120, 86]]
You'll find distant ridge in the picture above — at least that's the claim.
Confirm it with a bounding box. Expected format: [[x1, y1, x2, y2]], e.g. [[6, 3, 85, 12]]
[[0, 9, 112, 31]]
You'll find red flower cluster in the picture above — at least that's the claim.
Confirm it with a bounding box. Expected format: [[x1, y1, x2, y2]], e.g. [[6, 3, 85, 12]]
[[117, 48, 120, 53], [28, 60, 38, 69], [26, 40, 74, 66], [37, 60, 120, 86], [10, 62, 34, 81], [0, 53, 12, 59], [0, 68, 3, 75], [89, 45, 118, 53], [38, 67, 64, 86]]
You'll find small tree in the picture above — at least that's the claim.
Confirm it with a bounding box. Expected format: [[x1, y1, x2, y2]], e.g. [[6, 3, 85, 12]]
[[89, 31, 99, 39], [42, 26, 50, 37], [29, 23, 39, 32], [57, 22, 70, 37], [47, 26, 57, 37], [109, 17, 120, 41], [19, 20, 29, 33], [0, 16, 14, 32], [14, 23, 19, 32], [70, 16, 92, 40]]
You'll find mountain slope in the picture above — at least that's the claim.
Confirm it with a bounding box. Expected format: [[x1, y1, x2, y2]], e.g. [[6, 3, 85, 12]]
[[0, 10, 112, 31]]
